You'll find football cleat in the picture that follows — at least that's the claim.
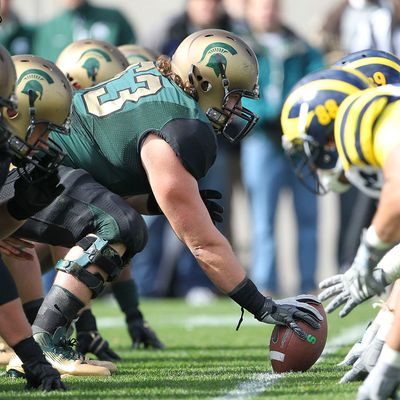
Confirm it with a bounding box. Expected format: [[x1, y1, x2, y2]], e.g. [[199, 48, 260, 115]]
[[0, 337, 15, 365], [7, 328, 112, 377]]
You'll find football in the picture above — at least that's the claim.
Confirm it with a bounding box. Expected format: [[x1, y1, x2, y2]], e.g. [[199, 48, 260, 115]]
[[269, 302, 328, 373]]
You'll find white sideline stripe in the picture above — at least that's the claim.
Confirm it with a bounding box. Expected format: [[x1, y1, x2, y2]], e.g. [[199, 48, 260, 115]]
[[212, 323, 367, 400]]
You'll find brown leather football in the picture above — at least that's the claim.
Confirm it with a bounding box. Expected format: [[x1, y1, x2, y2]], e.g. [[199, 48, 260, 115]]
[[269, 302, 328, 373]]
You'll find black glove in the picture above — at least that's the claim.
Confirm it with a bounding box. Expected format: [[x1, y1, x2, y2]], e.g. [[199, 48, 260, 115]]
[[128, 313, 165, 349], [7, 166, 64, 220], [256, 294, 323, 340], [199, 189, 224, 224], [23, 359, 66, 392], [77, 331, 121, 362], [147, 189, 223, 224]]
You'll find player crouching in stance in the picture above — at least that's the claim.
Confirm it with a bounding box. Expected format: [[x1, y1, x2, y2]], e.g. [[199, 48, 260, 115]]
[[1, 29, 323, 379], [281, 50, 400, 399], [1, 54, 113, 378], [0, 46, 66, 391]]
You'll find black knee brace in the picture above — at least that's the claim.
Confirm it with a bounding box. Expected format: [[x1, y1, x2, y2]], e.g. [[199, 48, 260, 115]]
[[55, 236, 124, 298]]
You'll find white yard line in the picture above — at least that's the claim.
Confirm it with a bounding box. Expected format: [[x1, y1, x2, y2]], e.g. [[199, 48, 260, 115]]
[[213, 323, 367, 400], [97, 315, 367, 399]]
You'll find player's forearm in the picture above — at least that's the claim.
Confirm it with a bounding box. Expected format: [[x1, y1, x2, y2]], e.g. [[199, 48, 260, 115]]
[[386, 306, 400, 352], [373, 175, 400, 242], [0, 202, 25, 239], [191, 237, 246, 293]]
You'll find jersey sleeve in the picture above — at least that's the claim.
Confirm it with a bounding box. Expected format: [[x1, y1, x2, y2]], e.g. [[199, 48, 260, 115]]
[[335, 89, 388, 170], [151, 118, 217, 180], [373, 100, 400, 166]]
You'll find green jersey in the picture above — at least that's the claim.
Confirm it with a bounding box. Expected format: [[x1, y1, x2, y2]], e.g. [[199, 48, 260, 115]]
[[51, 62, 217, 197]]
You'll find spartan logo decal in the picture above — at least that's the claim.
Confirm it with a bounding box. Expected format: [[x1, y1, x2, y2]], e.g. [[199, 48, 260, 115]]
[[79, 48, 112, 81], [198, 42, 237, 77], [17, 68, 54, 104]]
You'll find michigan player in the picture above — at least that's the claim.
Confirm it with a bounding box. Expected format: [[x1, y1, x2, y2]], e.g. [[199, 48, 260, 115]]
[[280, 53, 400, 399], [320, 83, 400, 400], [0, 29, 323, 378]]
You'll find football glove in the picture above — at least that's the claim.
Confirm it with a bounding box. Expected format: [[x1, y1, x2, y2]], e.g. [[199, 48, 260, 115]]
[[348, 227, 392, 298], [128, 314, 165, 349], [23, 359, 66, 392], [147, 189, 223, 224], [357, 360, 400, 400], [255, 294, 323, 341], [340, 337, 384, 383], [7, 166, 64, 220], [77, 331, 121, 362], [319, 267, 387, 318], [338, 320, 379, 367]]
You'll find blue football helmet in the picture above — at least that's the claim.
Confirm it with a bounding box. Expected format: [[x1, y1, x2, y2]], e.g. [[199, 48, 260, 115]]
[[281, 67, 372, 194], [334, 49, 400, 86]]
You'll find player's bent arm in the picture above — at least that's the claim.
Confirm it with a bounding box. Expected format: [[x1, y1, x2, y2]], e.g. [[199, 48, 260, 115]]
[[140, 134, 245, 293], [372, 144, 400, 243], [0, 202, 25, 239]]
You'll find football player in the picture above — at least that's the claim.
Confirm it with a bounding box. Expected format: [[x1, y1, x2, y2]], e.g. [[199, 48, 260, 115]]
[[1, 54, 112, 378], [45, 39, 164, 358], [0, 46, 67, 391], [0, 30, 323, 374], [281, 52, 400, 397]]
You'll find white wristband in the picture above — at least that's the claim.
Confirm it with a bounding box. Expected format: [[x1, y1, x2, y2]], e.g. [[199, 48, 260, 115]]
[[377, 245, 400, 284], [365, 225, 392, 250]]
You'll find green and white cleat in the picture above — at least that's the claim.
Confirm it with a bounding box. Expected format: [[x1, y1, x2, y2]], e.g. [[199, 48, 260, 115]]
[[7, 327, 112, 377], [0, 337, 15, 365]]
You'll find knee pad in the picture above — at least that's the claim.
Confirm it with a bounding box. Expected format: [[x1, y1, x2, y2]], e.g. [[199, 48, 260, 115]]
[[55, 236, 124, 298], [116, 209, 148, 263]]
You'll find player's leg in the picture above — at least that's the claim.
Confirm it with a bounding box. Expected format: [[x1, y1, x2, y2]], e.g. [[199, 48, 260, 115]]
[[0, 263, 64, 390], [111, 268, 164, 349], [12, 168, 148, 370]]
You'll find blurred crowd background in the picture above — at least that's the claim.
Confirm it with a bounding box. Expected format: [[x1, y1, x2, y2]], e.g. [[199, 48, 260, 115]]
[[0, 0, 391, 301]]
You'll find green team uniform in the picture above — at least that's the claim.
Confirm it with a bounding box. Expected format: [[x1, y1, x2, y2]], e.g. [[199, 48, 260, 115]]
[[52, 61, 217, 197], [0, 61, 216, 258]]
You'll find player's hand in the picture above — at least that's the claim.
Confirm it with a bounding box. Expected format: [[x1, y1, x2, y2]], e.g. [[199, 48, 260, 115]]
[[357, 361, 400, 400], [147, 189, 223, 224], [0, 237, 35, 260], [23, 359, 66, 392], [77, 331, 121, 361], [256, 295, 323, 341], [7, 167, 64, 220], [128, 314, 165, 349], [319, 268, 387, 317], [338, 321, 378, 367], [340, 337, 384, 383], [347, 227, 390, 298], [199, 189, 224, 224]]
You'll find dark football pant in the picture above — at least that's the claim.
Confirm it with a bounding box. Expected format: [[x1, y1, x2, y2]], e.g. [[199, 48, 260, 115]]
[[0, 165, 148, 263]]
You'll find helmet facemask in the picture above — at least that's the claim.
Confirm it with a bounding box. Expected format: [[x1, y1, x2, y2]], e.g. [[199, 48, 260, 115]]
[[8, 89, 69, 177], [282, 101, 338, 195], [191, 61, 259, 144], [0, 96, 17, 148]]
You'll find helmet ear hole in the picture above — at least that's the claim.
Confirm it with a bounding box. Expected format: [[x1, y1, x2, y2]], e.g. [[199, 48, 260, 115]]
[[201, 81, 212, 92]]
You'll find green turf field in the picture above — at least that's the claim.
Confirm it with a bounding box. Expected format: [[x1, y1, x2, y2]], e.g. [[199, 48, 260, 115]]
[[0, 297, 374, 399]]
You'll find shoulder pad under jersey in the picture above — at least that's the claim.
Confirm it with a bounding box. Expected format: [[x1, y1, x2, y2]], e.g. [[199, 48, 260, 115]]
[[156, 118, 217, 180]]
